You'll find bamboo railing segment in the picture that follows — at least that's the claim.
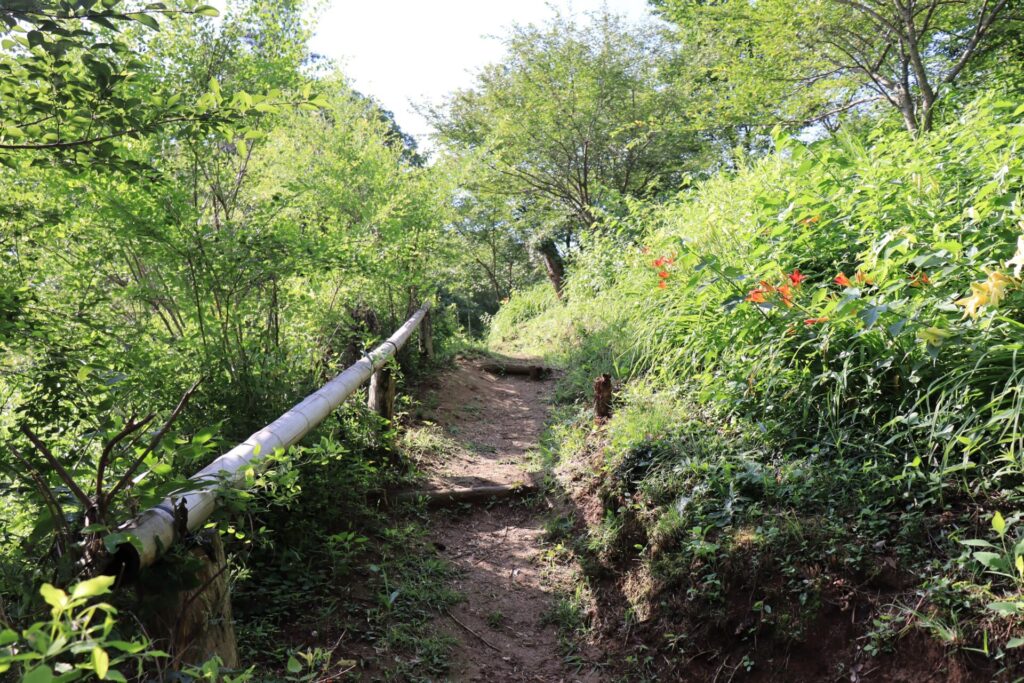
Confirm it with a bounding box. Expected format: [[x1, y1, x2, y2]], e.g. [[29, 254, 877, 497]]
[[115, 303, 431, 570]]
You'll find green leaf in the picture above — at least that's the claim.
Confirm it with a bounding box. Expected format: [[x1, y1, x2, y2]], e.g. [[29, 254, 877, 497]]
[[1007, 636, 1024, 648], [23, 665, 55, 683], [39, 584, 68, 611], [286, 656, 302, 673], [92, 647, 109, 679], [71, 575, 115, 600], [103, 532, 142, 555], [0, 629, 17, 646], [987, 601, 1024, 616], [194, 5, 219, 16], [974, 551, 1008, 572], [993, 511, 1007, 536], [126, 13, 159, 30]]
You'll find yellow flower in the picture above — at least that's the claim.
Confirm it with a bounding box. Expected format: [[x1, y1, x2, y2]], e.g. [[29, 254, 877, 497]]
[[956, 282, 990, 319], [1007, 233, 1024, 279], [985, 271, 1014, 307]]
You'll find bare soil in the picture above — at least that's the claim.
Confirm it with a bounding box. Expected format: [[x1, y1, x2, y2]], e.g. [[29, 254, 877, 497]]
[[412, 357, 603, 683]]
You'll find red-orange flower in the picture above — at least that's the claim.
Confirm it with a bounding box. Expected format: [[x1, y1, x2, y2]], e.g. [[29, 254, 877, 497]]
[[801, 215, 821, 226], [759, 280, 776, 293], [653, 257, 666, 268], [804, 317, 829, 325], [834, 272, 851, 287], [657, 280, 667, 289], [658, 270, 670, 279], [746, 288, 767, 303], [854, 270, 873, 285], [909, 271, 931, 287], [777, 283, 794, 307], [788, 269, 806, 287]]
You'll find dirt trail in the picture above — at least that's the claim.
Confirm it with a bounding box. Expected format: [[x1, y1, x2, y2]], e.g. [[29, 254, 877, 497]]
[[412, 357, 600, 683]]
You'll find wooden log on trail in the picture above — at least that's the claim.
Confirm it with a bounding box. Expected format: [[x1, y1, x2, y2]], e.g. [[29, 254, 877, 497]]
[[480, 361, 550, 380], [594, 373, 613, 421], [392, 481, 538, 508], [143, 530, 239, 670]]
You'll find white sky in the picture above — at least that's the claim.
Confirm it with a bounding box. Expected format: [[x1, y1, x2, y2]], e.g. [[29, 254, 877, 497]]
[[308, 0, 655, 148]]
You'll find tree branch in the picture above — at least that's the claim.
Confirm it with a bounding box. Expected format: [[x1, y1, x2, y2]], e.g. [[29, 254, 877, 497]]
[[105, 379, 202, 505], [18, 425, 92, 510]]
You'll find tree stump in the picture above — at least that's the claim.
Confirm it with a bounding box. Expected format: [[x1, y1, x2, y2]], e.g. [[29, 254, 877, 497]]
[[143, 530, 239, 670], [594, 373, 613, 422]]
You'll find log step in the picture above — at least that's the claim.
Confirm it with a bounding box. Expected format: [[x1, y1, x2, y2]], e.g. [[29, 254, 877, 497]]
[[479, 362, 552, 379], [392, 481, 538, 507]]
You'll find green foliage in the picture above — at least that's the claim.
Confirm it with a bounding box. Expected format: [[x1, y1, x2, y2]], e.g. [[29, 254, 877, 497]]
[[0, 0, 478, 679], [432, 9, 710, 295], [0, 576, 257, 681], [653, 0, 1022, 134], [493, 93, 1024, 667], [2, 576, 161, 681]]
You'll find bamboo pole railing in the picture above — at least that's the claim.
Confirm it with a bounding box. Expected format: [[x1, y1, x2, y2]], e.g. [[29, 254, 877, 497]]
[[113, 302, 431, 573]]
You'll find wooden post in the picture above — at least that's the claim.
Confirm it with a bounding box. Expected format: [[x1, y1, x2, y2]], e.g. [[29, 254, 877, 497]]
[[594, 373, 612, 422], [368, 365, 396, 423], [143, 531, 239, 670], [418, 309, 434, 360]]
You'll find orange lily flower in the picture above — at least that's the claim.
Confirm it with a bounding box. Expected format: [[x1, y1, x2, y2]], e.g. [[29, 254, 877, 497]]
[[777, 283, 794, 307]]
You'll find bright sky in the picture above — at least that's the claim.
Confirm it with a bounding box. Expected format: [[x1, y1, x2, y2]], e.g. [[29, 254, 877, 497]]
[[308, 0, 655, 148]]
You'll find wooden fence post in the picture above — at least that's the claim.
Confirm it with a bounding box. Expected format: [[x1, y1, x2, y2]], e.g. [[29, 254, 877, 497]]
[[144, 530, 239, 670], [418, 309, 434, 360], [368, 365, 396, 423], [594, 374, 613, 422]]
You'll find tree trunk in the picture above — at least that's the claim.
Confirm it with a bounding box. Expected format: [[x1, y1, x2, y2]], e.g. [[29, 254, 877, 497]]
[[537, 238, 565, 299]]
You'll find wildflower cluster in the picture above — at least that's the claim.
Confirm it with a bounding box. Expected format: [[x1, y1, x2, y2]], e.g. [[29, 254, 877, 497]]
[[648, 252, 675, 289], [742, 227, 1024, 331], [952, 226, 1024, 319], [746, 269, 804, 307], [956, 270, 1016, 318], [833, 270, 872, 287]]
